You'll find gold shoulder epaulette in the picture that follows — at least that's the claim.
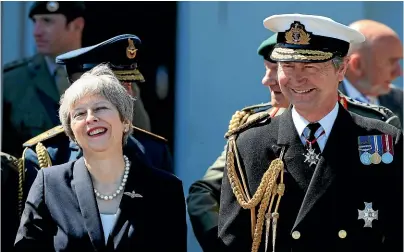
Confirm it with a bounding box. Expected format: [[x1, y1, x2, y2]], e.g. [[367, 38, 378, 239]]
[[225, 103, 273, 138], [225, 110, 271, 139], [132, 126, 168, 142], [23, 125, 65, 147], [241, 102, 272, 113]]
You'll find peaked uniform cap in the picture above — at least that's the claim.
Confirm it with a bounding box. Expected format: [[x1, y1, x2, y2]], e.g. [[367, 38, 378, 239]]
[[263, 14, 365, 62]]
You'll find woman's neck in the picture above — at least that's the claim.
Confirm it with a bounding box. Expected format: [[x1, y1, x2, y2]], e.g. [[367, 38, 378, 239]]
[[84, 150, 126, 184]]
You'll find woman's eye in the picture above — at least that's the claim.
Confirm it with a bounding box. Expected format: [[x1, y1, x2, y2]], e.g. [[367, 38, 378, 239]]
[[73, 112, 84, 118], [95, 106, 108, 111]]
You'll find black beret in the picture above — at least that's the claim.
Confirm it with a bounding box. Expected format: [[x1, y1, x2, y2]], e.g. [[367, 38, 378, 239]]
[[29, 1, 85, 22]]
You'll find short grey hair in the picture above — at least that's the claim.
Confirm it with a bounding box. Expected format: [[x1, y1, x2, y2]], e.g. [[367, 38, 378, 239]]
[[331, 56, 344, 70], [59, 63, 134, 145]]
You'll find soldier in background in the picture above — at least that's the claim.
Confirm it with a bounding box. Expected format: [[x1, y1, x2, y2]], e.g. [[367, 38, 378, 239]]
[[2, 1, 151, 157]]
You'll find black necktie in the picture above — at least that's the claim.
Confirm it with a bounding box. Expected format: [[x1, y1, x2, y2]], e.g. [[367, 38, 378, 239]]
[[305, 122, 322, 155]]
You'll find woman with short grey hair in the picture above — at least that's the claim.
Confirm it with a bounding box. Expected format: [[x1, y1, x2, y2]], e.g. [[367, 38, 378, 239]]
[[15, 64, 187, 251], [59, 64, 134, 145]]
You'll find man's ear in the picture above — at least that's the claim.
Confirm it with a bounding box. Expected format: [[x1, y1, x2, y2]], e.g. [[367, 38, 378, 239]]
[[346, 54, 363, 77], [70, 17, 85, 32], [336, 56, 351, 82]]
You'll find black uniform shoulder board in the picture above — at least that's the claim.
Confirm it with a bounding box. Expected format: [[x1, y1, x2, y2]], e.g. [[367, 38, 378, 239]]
[[345, 96, 395, 121], [241, 102, 273, 113], [23, 125, 65, 147], [226, 103, 272, 138], [3, 57, 30, 72], [132, 126, 168, 142]]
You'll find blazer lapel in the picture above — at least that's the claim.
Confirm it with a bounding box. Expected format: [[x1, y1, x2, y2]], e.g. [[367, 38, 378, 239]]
[[72, 158, 105, 250], [277, 108, 313, 191], [292, 104, 353, 229], [108, 138, 152, 250]]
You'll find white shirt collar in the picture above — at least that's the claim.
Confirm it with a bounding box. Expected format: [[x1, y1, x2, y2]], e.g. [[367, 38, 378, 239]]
[[343, 78, 379, 105], [44, 56, 59, 76], [343, 78, 364, 102], [292, 102, 339, 139]]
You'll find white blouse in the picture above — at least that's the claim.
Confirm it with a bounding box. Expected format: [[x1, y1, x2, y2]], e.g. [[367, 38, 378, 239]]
[[100, 213, 117, 244]]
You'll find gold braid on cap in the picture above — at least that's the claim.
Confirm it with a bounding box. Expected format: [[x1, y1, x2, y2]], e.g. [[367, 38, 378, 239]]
[[225, 109, 286, 252], [113, 69, 145, 82], [35, 142, 52, 168]]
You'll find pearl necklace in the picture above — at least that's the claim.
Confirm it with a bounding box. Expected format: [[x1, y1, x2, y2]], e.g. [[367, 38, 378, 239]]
[[93, 155, 130, 201]]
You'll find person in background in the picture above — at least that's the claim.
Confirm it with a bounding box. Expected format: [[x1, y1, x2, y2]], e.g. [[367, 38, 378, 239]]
[[342, 19, 403, 125], [15, 64, 187, 251], [2, 1, 86, 157], [2, 1, 151, 157]]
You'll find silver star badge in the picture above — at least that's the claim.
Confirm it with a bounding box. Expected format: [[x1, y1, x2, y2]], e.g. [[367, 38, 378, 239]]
[[358, 202, 378, 228], [303, 145, 320, 166], [124, 190, 143, 199]]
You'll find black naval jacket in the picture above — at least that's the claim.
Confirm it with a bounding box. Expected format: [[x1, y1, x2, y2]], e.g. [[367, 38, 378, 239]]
[[219, 103, 403, 252], [15, 142, 187, 252]]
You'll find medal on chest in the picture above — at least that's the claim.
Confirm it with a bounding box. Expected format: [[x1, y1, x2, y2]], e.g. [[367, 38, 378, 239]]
[[370, 135, 382, 164], [303, 130, 325, 167], [303, 143, 321, 166], [358, 136, 372, 165], [381, 134, 394, 164]]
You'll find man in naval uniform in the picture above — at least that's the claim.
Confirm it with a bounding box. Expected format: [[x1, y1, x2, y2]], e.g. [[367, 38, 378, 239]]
[[187, 32, 402, 252], [16, 34, 173, 222], [218, 14, 403, 252]]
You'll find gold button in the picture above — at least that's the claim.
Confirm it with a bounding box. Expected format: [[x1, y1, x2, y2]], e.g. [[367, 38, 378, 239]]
[[338, 230, 347, 239], [292, 231, 301, 239]]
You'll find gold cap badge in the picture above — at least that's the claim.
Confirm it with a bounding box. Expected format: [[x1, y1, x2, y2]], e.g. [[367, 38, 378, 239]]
[[126, 39, 138, 59], [46, 1, 59, 12], [285, 21, 311, 45]]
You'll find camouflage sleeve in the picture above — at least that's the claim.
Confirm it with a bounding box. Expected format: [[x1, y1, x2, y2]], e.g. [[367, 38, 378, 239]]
[[187, 145, 226, 251]]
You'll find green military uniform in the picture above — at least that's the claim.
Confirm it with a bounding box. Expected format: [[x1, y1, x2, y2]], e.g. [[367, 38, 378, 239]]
[[2, 1, 151, 157], [186, 33, 402, 252]]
